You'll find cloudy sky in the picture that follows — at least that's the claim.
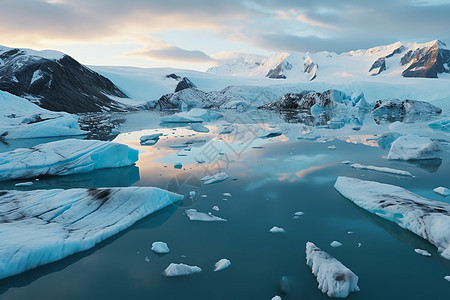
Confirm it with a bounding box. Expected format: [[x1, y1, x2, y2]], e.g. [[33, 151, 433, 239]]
[[1, 0, 449, 70]]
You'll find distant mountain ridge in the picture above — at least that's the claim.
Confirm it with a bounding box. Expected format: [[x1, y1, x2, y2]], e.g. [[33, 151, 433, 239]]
[[207, 40, 450, 80], [0, 46, 129, 113]]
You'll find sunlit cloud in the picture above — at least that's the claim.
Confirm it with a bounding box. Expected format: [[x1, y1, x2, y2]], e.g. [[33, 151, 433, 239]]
[[296, 14, 341, 30]]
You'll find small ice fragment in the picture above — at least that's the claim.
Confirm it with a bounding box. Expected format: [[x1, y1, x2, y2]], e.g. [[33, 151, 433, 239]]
[[330, 241, 342, 248], [177, 153, 187, 156], [174, 162, 182, 169], [213, 258, 231, 271], [152, 242, 170, 254], [200, 172, 229, 184], [270, 226, 286, 233], [350, 163, 413, 177], [348, 231, 353, 235], [196, 159, 206, 164], [445, 275, 450, 282], [212, 206, 219, 211], [145, 256, 150, 262], [341, 160, 352, 164], [223, 193, 232, 197], [185, 209, 227, 221], [271, 296, 282, 300], [201, 195, 207, 198], [14, 182, 33, 187], [433, 187, 450, 197], [328, 145, 336, 150], [169, 144, 187, 149], [414, 249, 431, 256], [163, 263, 202, 277], [294, 211, 304, 216], [189, 191, 196, 199], [140, 133, 163, 145], [357, 243, 362, 248]]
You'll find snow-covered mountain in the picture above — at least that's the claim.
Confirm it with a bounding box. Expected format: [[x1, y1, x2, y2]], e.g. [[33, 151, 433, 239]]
[[207, 40, 450, 80], [0, 46, 130, 113]]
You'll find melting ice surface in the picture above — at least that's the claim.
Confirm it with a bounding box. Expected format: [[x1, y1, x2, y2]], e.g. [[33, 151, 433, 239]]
[[0, 109, 449, 299]]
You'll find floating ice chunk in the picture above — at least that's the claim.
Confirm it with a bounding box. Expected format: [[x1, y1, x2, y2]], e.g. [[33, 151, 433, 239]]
[[341, 161, 353, 164], [145, 256, 150, 262], [14, 182, 33, 187], [189, 191, 196, 199], [328, 145, 337, 150], [140, 133, 163, 145], [271, 296, 282, 300], [161, 108, 222, 123], [197, 159, 206, 164], [201, 194, 207, 198], [214, 258, 231, 271], [414, 249, 431, 256], [445, 275, 450, 282], [330, 241, 343, 248], [212, 206, 220, 211], [387, 134, 442, 160], [223, 193, 232, 197], [152, 242, 170, 254], [294, 211, 304, 216], [357, 243, 362, 248], [306, 242, 360, 298], [350, 163, 413, 177], [0, 139, 138, 181], [174, 162, 182, 169], [433, 187, 450, 197], [163, 263, 202, 277], [190, 123, 210, 133], [185, 209, 227, 222], [270, 226, 286, 233], [0, 187, 183, 280], [259, 129, 282, 139], [200, 172, 229, 184], [334, 176, 450, 260]]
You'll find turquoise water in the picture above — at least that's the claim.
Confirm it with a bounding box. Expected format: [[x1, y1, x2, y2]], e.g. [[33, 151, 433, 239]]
[[0, 111, 449, 299]]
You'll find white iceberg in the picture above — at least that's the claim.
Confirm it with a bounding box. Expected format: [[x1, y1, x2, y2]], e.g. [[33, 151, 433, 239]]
[[163, 263, 202, 277], [445, 275, 450, 282], [334, 176, 450, 260], [350, 163, 413, 177], [0, 187, 183, 280], [212, 206, 220, 211], [387, 134, 442, 160], [213, 258, 231, 271], [185, 209, 227, 222], [294, 211, 304, 216], [140, 133, 163, 145], [433, 187, 450, 197], [14, 182, 33, 187], [200, 172, 229, 185], [306, 242, 360, 298], [160, 108, 222, 123], [152, 241, 170, 254], [270, 226, 286, 233], [271, 296, 282, 300], [223, 192, 232, 197], [414, 249, 431, 256], [0, 139, 139, 181], [330, 241, 343, 248], [328, 145, 337, 150]]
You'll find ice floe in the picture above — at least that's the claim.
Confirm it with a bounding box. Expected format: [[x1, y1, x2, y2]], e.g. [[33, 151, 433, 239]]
[[433, 187, 450, 197], [152, 242, 170, 254], [294, 211, 304, 216], [189, 123, 210, 133], [350, 163, 413, 177], [213, 258, 231, 271], [414, 249, 431, 256], [270, 226, 286, 233], [160, 108, 222, 123], [200, 172, 229, 184], [306, 242, 360, 298], [328, 145, 337, 150], [271, 296, 282, 300], [212, 206, 220, 211], [223, 193, 232, 197], [0, 187, 183, 279], [387, 134, 442, 160], [163, 263, 202, 277], [185, 209, 227, 222], [14, 182, 33, 187], [334, 176, 450, 260], [0, 139, 139, 181], [330, 241, 343, 248], [140, 133, 163, 145]]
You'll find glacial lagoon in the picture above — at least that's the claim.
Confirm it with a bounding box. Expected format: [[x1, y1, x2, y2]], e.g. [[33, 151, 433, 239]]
[[0, 110, 449, 299]]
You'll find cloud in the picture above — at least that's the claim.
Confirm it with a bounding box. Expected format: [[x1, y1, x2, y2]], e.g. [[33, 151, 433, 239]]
[[129, 46, 216, 63], [296, 14, 341, 30]]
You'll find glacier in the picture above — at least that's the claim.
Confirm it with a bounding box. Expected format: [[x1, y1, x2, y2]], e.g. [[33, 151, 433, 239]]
[[334, 176, 450, 260], [0, 187, 183, 280], [306, 242, 360, 298], [0, 139, 139, 181]]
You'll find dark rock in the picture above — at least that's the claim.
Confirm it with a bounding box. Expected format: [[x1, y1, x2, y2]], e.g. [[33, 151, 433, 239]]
[[304, 57, 318, 81], [0, 48, 129, 113], [369, 57, 386, 75], [401, 40, 450, 78], [372, 99, 442, 123], [266, 63, 287, 79], [165, 73, 182, 80], [175, 77, 196, 93]]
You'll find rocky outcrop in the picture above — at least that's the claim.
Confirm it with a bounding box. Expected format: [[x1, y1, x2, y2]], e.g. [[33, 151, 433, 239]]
[[369, 57, 386, 75], [401, 40, 450, 78], [175, 77, 196, 93], [266, 62, 290, 79], [304, 56, 318, 81], [0, 46, 128, 113]]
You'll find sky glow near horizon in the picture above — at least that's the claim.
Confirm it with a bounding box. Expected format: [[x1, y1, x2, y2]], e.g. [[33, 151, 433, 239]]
[[1, 0, 450, 71]]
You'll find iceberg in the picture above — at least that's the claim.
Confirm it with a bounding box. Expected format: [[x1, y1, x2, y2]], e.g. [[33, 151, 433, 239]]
[[306, 242, 360, 298], [152, 241, 170, 254], [330, 241, 343, 248], [428, 119, 449, 132], [213, 258, 231, 271], [160, 108, 222, 123], [259, 129, 282, 139], [414, 249, 431, 256], [433, 187, 450, 197], [350, 163, 413, 177], [163, 263, 202, 277], [200, 172, 229, 184], [270, 226, 286, 233], [271, 296, 282, 300], [334, 176, 450, 260], [387, 134, 442, 160], [189, 123, 210, 133], [185, 209, 227, 222], [140, 133, 163, 145], [0, 187, 183, 280], [0, 139, 139, 181]]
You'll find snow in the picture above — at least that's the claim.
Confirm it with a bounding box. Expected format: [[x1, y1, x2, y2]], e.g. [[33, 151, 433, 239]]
[[0, 91, 86, 139], [306, 242, 360, 298], [330, 241, 343, 248], [387, 134, 442, 160], [185, 209, 227, 221], [200, 172, 229, 184], [0, 139, 139, 181], [350, 163, 413, 177], [163, 263, 202, 277], [270, 226, 286, 233], [433, 187, 450, 197], [414, 249, 431, 256], [151, 241, 170, 254], [160, 108, 222, 123], [30, 70, 43, 86], [334, 176, 450, 260], [214, 258, 231, 271], [0, 45, 65, 61], [0, 187, 183, 280]]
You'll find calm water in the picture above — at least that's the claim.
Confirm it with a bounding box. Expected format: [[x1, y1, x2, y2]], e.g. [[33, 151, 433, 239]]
[[0, 110, 449, 299]]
